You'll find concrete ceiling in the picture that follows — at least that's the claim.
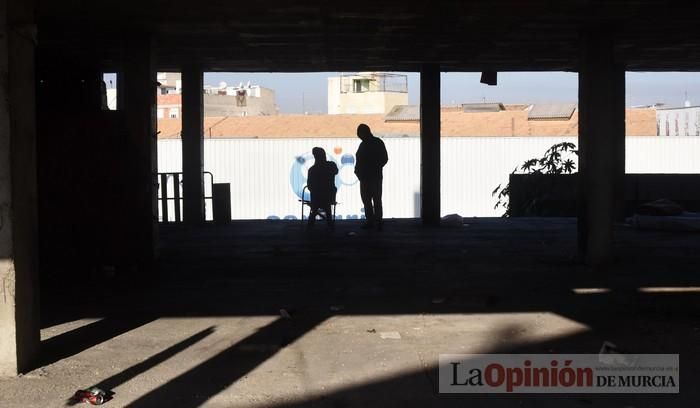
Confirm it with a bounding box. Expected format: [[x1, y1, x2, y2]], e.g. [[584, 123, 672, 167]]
[[37, 1, 700, 72]]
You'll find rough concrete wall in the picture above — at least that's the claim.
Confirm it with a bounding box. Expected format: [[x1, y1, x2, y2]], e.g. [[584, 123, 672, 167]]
[[258, 88, 277, 115], [204, 92, 277, 117], [0, 0, 19, 376]]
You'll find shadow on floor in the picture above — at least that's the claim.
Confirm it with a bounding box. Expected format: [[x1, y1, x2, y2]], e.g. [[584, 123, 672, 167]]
[[40, 316, 157, 367], [36, 219, 700, 407], [127, 315, 328, 408]]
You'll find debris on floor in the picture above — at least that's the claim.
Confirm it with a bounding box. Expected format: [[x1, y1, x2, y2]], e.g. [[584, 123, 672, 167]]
[[329, 305, 344, 312], [431, 297, 446, 304], [366, 329, 376, 333], [379, 331, 402, 340], [68, 387, 112, 406], [279, 309, 291, 318]]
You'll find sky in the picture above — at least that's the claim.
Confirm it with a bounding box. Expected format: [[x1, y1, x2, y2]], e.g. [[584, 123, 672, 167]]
[[198, 71, 700, 114]]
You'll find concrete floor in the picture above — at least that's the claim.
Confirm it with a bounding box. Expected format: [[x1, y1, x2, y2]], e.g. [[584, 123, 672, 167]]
[[1, 218, 699, 407]]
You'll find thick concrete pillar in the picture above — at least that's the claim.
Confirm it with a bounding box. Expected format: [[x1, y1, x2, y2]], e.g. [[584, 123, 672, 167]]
[[577, 29, 626, 266], [124, 35, 158, 264], [181, 65, 205, 224], [420, 64, 441, 225], [0, 0, 41, 375]]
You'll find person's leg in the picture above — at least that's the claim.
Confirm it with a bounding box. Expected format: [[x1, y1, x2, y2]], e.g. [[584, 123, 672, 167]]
[[360, 181, 374, 226], [308, 201, 319, 227], [374, 177, 384, 230], [324, 205, 334, 228]]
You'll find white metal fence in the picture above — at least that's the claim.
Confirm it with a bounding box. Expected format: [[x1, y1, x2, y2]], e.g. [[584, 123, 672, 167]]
[[157, 136, 700, 220]]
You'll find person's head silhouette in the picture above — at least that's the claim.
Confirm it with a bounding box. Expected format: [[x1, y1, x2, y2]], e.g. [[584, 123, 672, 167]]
[[312, 147, 326, 162], [357, 124, 372, 141]]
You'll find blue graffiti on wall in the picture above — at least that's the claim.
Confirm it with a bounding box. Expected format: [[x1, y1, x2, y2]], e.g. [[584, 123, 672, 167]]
[[267, 147, 365, 220]]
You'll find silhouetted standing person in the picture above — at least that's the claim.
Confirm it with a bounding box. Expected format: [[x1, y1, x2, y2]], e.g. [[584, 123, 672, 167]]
[[354, 124, 388, 230], [307, 147, 338, 228]]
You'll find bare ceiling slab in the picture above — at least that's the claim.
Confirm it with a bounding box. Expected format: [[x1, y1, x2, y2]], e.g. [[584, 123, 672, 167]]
[[36, 1, 700, 72]]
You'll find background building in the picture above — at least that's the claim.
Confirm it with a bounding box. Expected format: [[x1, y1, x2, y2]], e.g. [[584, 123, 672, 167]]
[[157, 94, 182, 119], [657, 104, 700, 136], [157, 72, 182, 94], [203, 82, 278, 116], [328, 72, 408, 114], [156, 79, 278, 119]]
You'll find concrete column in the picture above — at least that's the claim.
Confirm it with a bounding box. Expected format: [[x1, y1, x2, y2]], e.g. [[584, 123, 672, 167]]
[[0, 0, 41, 375], [420, 64, 441, 225], [577, 29, 626, 266], [181, 65, 205, 224], [124, 35, 158, 264]]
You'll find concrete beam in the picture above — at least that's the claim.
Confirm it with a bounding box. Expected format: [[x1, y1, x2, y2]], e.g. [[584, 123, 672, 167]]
[[0, 0, 41, 376], [124, 35, 159, 264], [420, 64, 441, 225], [181, 65, 205, 224], [577, 28, 626, 266]]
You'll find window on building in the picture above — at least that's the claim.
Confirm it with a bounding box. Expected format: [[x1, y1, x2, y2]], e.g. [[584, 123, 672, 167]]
[[169, 108, 179, 118], [353, 79, 370, 93]]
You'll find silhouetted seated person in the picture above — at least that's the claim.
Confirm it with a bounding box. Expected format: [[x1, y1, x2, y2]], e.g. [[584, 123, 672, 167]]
[[307, 147, 338, 228]]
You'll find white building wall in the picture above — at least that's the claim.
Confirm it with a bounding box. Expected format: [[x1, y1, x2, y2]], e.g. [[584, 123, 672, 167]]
[[383, 92, 409, 113], [330, 92, 407, 114], [656, 107, 700, 136], [327, 75, 408, 114], [158, 136, 700, 220], [156, 72, 182, 93]]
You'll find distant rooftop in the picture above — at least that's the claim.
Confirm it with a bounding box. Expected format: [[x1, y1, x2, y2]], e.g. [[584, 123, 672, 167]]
[[656, 104, 700, 110], [462, 103, 505, 112], [385, 105, 419, 122], [157, 107, 657, 139]]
